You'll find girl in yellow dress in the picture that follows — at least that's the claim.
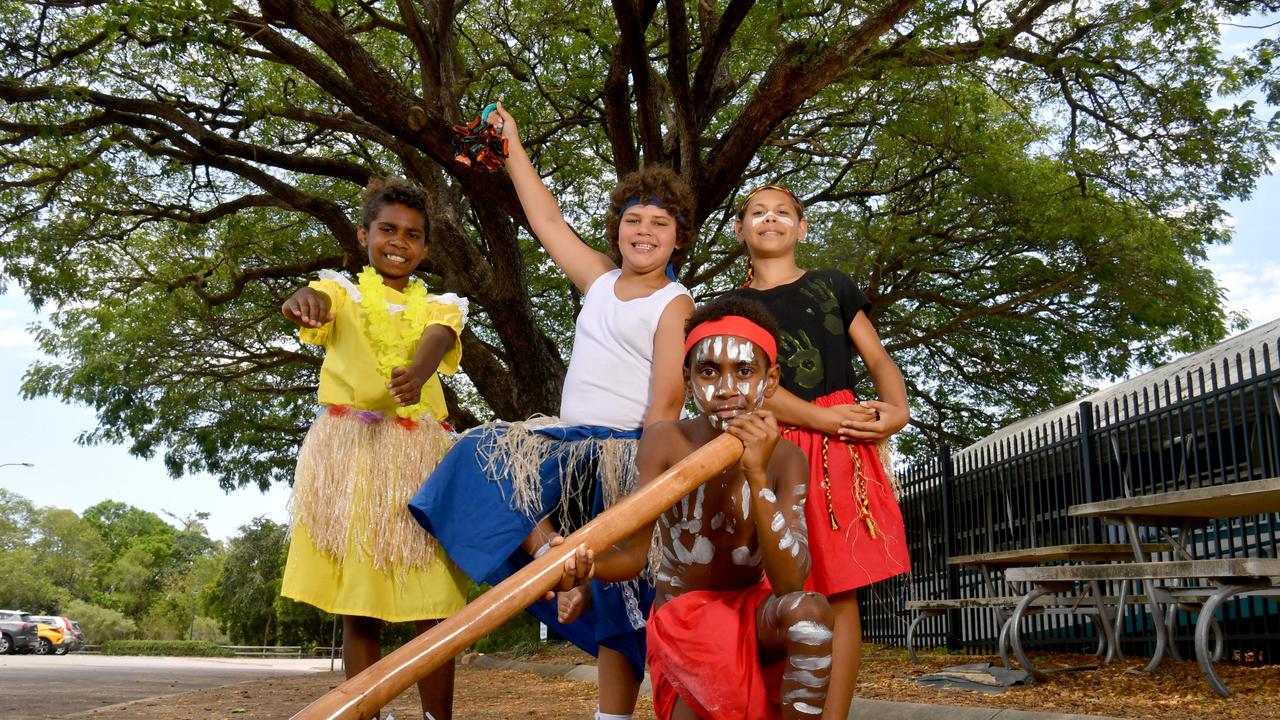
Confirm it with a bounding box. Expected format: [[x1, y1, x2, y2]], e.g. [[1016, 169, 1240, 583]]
[[280, 177, 469, 720]]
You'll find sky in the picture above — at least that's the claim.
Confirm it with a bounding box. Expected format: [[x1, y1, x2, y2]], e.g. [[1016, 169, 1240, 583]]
[[2, 19, 1279, 543]]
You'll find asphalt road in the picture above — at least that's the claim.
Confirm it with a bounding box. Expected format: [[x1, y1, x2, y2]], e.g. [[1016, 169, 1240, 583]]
[[0, 653, 334, 718]]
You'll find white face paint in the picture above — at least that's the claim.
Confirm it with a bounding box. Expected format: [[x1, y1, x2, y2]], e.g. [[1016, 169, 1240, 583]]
[[689, 335, 767, 429], [740, 481, 750, 520], [710, 512, 724, 530], [758, 488, 776, 503], [792, 701, 822, 715], [787, 621, 832, 645], [790, 655, 832, 671], [750, 211, 796, 227], [779, 528, 795, 551], [731, 546, 761, 566], [693, 337, 713, 364]]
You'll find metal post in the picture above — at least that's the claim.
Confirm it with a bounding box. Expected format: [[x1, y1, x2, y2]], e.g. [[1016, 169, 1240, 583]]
[[939, 445, 961, 651], [1078, 402, 1098, 544], [330, 616, 339, 672]]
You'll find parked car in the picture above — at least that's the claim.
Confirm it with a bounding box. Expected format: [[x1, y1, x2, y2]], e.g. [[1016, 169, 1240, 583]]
[[68, 620, 85, 652], [0, 610, 39, 655], [32, 622, 63, 655], [29, 616, 75, 655]]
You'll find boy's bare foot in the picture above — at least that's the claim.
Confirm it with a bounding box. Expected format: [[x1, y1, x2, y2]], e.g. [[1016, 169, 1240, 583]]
[[557, 585, 592, 624]]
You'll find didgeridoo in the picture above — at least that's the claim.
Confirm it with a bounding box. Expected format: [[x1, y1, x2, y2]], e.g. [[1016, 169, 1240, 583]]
[[292, 431, 744, 720]]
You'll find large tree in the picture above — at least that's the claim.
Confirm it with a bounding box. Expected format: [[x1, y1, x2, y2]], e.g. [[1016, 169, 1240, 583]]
[[2, 1, 1275, 486]]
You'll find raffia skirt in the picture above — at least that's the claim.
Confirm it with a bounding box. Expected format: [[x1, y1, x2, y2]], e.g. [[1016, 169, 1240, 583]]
[[407, 418, 653, 680], [280, 407, 468, 622]]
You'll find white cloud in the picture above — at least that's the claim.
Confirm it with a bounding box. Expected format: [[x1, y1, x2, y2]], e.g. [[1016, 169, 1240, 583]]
[[0, 306, 39, 352], [1209, 258, 1280, 329]]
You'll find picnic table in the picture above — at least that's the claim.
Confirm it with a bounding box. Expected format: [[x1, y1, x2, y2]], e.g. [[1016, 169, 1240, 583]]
[[1006, 476, 1280, 696], [904, 543, 1160, 665]]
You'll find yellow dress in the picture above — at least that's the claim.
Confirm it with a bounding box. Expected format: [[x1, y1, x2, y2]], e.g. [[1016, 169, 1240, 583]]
[[280, 274, 469, 621]]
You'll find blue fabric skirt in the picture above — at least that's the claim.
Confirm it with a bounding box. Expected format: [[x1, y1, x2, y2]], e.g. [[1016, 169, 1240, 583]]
[[407, 422, 654, 680]]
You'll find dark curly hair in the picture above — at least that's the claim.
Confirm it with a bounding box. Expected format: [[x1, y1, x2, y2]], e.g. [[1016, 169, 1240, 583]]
[[684, 295, 781, 368], [606, 165, 696, 272], [360, 176, 430, 234]]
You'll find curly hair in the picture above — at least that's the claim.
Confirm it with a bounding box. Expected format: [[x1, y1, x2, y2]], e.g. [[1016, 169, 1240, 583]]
[[683, 294, 781, 367], [606, 165, 696, 272], [360, 175, 430, 234]]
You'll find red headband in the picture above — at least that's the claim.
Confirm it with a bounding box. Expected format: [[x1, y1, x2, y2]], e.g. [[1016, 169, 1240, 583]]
[[683, 316, 777, 364]]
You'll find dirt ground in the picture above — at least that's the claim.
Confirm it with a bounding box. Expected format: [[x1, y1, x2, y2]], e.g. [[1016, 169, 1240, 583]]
[[62, 643, 1280, 720]]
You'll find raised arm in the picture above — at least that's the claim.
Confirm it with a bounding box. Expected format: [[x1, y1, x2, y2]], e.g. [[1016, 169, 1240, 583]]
[[490, 104, 615, 293], [281, 286, 332, 328], [728, 411, 811, 594]]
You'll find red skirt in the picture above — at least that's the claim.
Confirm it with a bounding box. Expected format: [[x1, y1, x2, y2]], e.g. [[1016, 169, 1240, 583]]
[[646, 583, 784, 720], [782, 389, 910, 596]]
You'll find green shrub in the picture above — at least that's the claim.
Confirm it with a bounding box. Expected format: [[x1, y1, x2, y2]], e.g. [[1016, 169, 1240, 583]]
[[63, 599, 137, 643], [101, 640, 234, 657]]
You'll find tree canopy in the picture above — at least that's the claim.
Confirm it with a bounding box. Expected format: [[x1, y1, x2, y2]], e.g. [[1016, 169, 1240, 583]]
[[2, 0, 1277, 485]]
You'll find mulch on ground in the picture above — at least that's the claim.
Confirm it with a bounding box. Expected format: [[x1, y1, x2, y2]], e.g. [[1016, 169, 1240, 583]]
[[63, 643, 1280, 719]]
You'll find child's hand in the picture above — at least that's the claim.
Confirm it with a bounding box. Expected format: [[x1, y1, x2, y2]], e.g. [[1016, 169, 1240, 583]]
[[550, 544, 595, 595], [819, 403, 876, 434], [836, 399, 909, 441], [388, 366, 429, 406], [281, 287, 333, 328], [727, 410, 780, 477], [487, 102, 521, 148]]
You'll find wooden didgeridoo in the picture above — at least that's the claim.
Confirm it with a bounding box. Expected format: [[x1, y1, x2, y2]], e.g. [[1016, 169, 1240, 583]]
[[292, 431, 744, 720]]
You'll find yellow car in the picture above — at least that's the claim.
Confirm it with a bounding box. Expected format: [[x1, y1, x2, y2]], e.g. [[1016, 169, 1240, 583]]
[[32, 622, 67, 656]]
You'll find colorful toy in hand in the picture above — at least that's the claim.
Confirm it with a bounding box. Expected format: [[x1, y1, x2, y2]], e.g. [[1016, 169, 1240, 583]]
[[451, 103, 508, 171]]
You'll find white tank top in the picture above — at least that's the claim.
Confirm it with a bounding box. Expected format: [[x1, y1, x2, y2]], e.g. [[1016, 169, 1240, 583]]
[[558, 269, 690, 430]]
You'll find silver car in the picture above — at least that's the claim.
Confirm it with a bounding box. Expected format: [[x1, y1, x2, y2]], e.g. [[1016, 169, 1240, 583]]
[[0, 610, 40, 654]]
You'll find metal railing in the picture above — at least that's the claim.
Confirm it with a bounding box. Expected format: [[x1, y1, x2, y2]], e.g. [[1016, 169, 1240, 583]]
[[219, 645, 304, 658], [863, 328, 1280, 662]]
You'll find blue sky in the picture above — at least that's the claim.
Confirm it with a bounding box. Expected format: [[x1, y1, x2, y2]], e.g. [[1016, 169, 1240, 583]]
[[2, 19, 1278, 543]]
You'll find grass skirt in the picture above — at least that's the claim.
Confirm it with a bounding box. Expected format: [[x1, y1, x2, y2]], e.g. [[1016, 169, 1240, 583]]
[[407, 418, 653, 679], [281, 408, 467, 621]]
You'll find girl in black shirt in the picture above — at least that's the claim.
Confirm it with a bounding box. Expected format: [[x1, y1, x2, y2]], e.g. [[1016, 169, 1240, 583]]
[[732, 184, 911, 720]]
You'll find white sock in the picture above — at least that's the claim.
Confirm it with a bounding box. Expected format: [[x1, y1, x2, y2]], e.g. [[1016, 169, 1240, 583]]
[[595, 711, 632, 720]]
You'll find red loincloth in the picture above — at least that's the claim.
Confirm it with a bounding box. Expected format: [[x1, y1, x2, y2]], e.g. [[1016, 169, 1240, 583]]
[[646, 582, 783, 720], [782, 389, 911, 597]]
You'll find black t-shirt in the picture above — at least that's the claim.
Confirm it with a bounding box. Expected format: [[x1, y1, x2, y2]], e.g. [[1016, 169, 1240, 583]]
[[733, 268, 872, 401]]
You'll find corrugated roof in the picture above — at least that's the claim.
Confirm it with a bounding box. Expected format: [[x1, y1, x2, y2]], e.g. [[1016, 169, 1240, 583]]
[[956, 317, 1280, 461]]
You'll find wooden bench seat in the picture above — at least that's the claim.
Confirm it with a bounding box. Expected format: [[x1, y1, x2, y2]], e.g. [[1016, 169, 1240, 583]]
[[1003, 558, 1280, 696]]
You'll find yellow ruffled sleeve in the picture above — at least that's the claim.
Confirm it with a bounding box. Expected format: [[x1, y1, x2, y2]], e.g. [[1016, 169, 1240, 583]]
[[298, 278, 349, 347], [425, 295, 466, 375]]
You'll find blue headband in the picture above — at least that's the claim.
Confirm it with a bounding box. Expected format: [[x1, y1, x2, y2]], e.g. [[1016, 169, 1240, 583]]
[[619, 197, 686, 224]]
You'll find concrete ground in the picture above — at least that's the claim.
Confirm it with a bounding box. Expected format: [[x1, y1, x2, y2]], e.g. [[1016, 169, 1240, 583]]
[[0, 653, 331, 718]]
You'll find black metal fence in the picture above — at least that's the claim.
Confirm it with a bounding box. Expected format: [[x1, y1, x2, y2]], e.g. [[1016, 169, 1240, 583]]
[[861, 328, 1280, 661]]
